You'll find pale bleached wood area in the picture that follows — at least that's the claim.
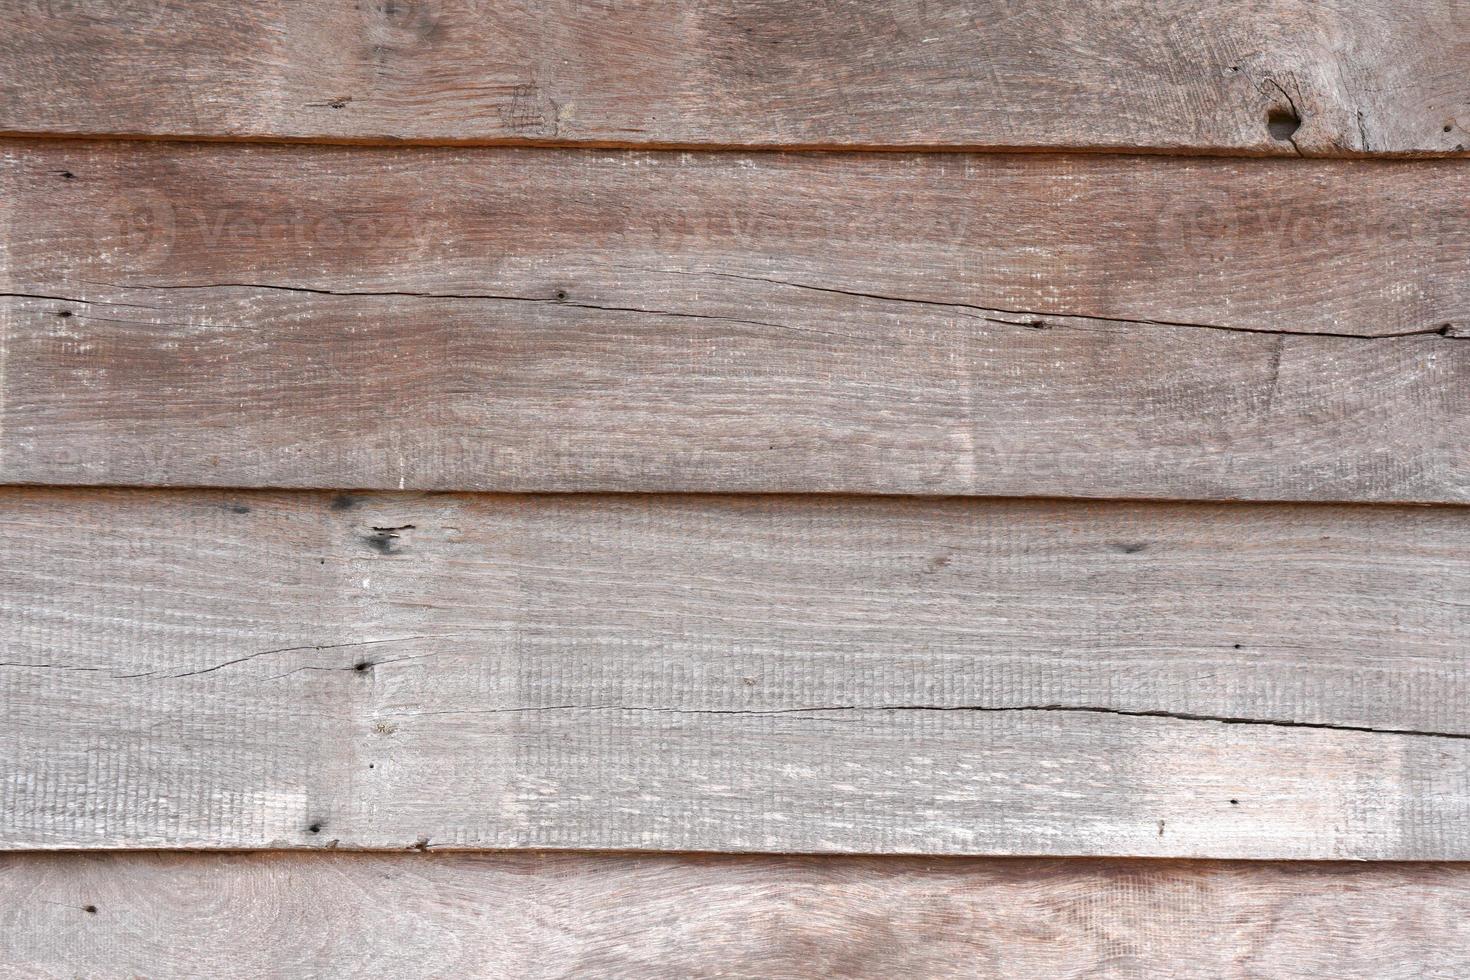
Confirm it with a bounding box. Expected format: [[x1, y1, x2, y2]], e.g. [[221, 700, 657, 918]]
[[1, 0, 1467, 155], [4, 488, 1467, 857], [3, 139, 1468, 500], [3, 852, 1469, 979]]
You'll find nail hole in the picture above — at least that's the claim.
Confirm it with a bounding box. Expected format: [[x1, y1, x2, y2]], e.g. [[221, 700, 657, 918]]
[[83, 905, 97, 914], [60, 171, 76, 180], [1230, 799, 1240, 805], [354, 661, 372, 673], [56, 309, 74, 318], [554, 289, 568, 301], [1267, 108, 1301, 141], [307, 822, 322, 834], [1446, 124, 1455, 133]]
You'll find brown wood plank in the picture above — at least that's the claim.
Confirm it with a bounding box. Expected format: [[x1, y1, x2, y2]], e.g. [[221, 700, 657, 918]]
[[3, 852, 1469, 979], [4, 487, 1468, 857], [2, 1, 1468, 155], [3, 139, 1468, 500]]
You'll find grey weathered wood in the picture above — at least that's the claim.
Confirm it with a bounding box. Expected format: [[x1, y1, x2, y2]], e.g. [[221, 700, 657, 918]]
[[3, 139, 1468, 501], [1, 0, 1467, 155], [3, 852, 1470, 979], [4, 488, 1468, 857]]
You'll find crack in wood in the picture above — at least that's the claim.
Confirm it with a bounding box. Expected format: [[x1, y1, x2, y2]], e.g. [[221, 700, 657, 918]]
[[32, 280, 1466, 341], [6, 655, 1462, 738], [402, 702, 1470, 741], [654, 270, 1461, 341]]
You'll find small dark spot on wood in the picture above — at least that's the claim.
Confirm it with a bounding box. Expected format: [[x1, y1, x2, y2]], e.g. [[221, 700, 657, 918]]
[[56, 309, 73, 318], [923, 553, 953, 574], [1267, 107, 1301, 141], [1228, 65, 1239, 73], [308, 822, 323, 834], [330, 493, 362, 511], [83, 904, 97, 914], [1157, 820, 1165, 836], [368, 762, 376, 768], [354, 660, 373, 673], [363, 531, 397, 554], [413, 836, 430, 851], [1112, 542, 1148, 554], [1233, 643, 1243, 649], [1446, 124, 1455, 133], [327, 98, 350, 110], [1027, 318, 1047, 330], [362, 524, 415, 556], [554, 289, 568, 301], [59, 170, 76, 180], [225, 503, 251, 515], [1230, 799, 1240, 805]]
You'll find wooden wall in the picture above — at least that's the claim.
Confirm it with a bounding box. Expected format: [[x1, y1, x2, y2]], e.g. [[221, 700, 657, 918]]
[[2, 0, 1468, 975], [3, 853, 1469, 978]]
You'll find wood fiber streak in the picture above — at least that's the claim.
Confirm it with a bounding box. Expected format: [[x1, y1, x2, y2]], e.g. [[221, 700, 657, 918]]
[[2, 852, 1469, 979], [3, 140, 1468, 500], [1, 0, 1467, 154], [3, 488, 1468, 857]]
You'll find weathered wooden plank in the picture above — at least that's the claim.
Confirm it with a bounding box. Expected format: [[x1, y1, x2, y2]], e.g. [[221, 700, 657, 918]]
[[2, 853, 1469, 980], [3, 139, 1468, 500], [1, 0, 1467, 155], [4, 487, 1468, 857]]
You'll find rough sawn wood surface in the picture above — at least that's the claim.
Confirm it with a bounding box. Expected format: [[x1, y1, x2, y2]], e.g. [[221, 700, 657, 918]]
[[4, 488, 1468, 857]]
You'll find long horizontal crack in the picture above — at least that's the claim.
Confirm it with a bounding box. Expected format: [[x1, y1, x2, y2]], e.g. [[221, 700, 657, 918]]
[[416, 702, 1470, 740], [675, 271, 1462, 341], [71, 280, 790, 332], [5, 655, 1462, 739], [31, 279, 1465, 340]]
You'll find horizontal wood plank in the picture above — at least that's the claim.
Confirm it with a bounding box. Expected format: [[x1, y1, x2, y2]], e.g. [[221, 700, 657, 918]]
[[4, 488, 1468, 857], [1, 1, 1467, 155], [3, 852, 1469, 979], [3, 139, 1468, 501]]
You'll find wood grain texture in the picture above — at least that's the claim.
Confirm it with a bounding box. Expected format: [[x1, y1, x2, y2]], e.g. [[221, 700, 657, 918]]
[[3, 852, 1470, 979], [3, 139, 1468, 500], [1, 0, 1468, 155], [4, 487, 1469, 857]]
